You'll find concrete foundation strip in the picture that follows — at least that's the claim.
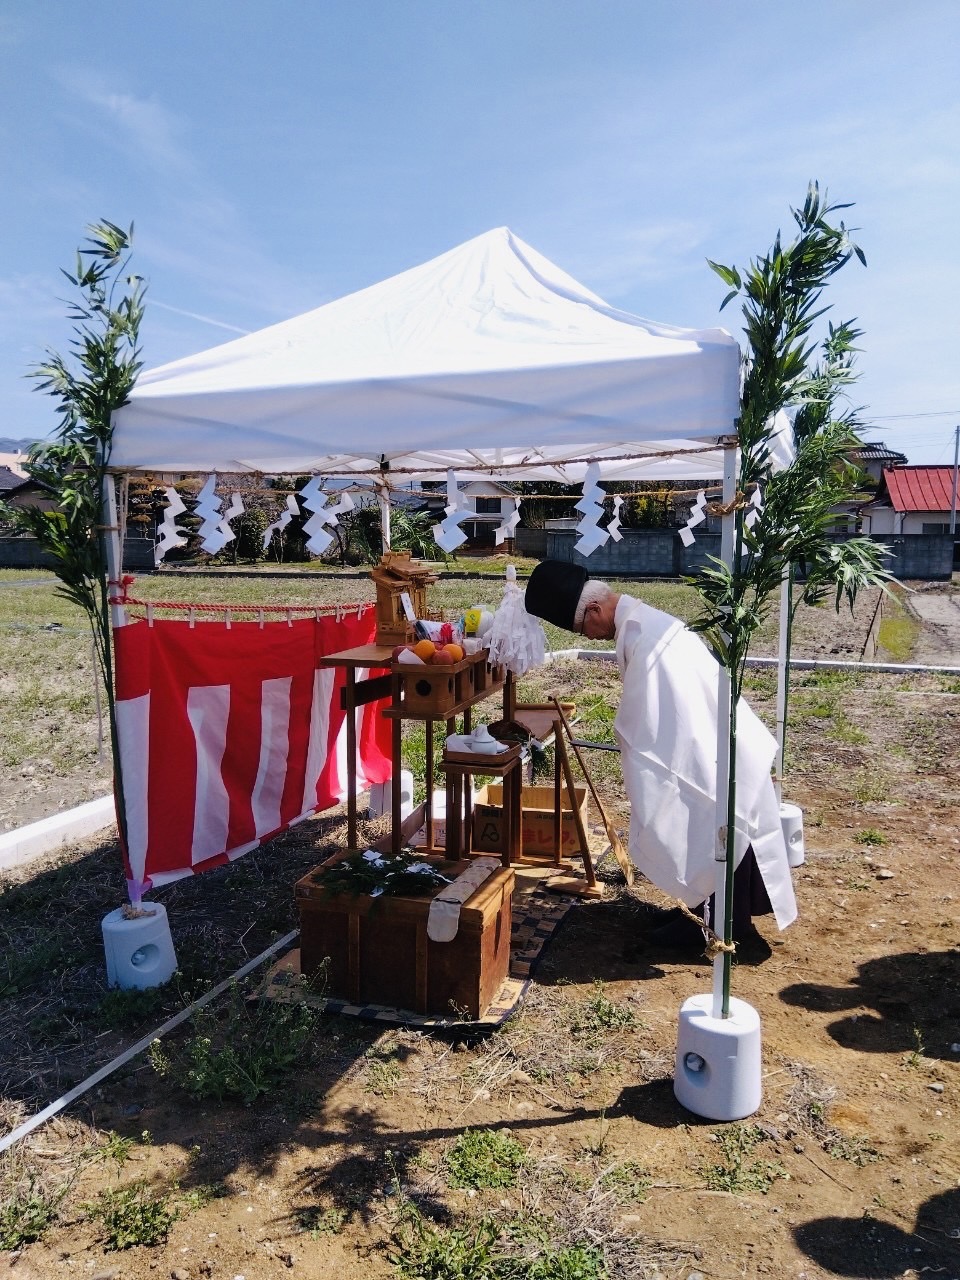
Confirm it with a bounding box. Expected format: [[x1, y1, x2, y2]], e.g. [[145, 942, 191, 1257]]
[[0, 928, 299, 1155]]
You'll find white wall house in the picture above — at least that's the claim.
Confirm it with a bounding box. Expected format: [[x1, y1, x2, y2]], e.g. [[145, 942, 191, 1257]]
[[862, 466, 959, 535]]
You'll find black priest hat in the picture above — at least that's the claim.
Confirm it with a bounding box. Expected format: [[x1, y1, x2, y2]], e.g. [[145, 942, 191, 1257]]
[[524, 560, 590, 632]]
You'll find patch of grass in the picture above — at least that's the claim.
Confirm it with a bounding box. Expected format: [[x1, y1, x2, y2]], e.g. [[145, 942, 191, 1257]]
[[877, 615, 919, 663], [446, 1129, 526, 1190], [390, 1200, 609, 1280], [364, 1044, 405, 1098], [97, 1131, 137, 1169], [855, 828, 886, 846], [703, 1125, 787, 1195], [853, 771, 892, 804], [598, 1161, 650, 1205], [95, 984, 173, 1031], [825, 1134, 880, 1166], [295, 1204, 349, 1237], [148, 978, 320, 1104], [86, 1183, 177, 1249], [0, 937, 68, 998], [567, 982, 637, 1041], [0, 1176, 67, 1250], [829, 712, 869, 745], [390, 1208, 501, 1279]]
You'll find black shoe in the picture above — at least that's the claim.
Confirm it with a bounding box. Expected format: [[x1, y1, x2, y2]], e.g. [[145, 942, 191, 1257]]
[[731, 925, 772, 964], [646, 909, 708, 952]]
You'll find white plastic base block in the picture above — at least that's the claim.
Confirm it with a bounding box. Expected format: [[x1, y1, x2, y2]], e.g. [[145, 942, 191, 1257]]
[[780, 802, 805, 867], [102, 903, 178, 990], [369, 770, 415, 822], [674, 994, 762, 1121]]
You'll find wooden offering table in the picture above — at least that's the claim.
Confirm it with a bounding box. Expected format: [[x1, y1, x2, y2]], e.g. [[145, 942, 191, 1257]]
[[439, 743, 522, 865], [319, 643, 510, 855]]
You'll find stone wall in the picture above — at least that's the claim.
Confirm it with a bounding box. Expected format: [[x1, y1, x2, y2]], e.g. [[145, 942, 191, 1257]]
[[543, 528, 955, 581], [0, 537, 155, 572]]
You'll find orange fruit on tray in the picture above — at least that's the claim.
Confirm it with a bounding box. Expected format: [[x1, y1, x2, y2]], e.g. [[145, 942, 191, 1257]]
[[412, 639, 436, 661], [443, 643, 464, 662]]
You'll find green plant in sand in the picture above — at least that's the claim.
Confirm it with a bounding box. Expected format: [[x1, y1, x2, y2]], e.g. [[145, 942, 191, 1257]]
[[148, 978, 320, 1104], [694, 183, 892, 1011], [10, 220, 145, 849], [446, 1128, 526, 1190]]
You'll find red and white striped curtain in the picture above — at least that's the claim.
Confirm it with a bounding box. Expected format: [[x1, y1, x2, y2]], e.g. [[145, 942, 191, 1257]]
[[113, 608, 391, 897]]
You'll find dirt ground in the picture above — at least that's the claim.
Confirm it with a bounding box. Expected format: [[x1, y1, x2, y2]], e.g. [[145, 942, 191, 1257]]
[[1, 572, 958, 1280]]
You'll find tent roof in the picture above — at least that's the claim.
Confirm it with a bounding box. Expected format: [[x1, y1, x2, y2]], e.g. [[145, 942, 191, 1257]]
[[111, 227, 740, 480]]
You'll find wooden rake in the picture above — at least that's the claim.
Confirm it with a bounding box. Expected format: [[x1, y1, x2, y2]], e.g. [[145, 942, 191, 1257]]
[[550, 696, 635, 886]]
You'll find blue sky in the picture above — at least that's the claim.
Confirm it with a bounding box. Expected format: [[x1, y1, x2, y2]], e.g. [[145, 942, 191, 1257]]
[[1, 1, 957, 464]]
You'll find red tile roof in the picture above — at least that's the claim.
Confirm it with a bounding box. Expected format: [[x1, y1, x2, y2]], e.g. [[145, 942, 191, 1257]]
[[882, 466, 958, 513]]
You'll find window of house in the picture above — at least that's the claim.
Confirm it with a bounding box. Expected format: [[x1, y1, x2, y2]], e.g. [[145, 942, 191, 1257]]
[[475, 496, 501, 514], [921, 522, 951, 534]]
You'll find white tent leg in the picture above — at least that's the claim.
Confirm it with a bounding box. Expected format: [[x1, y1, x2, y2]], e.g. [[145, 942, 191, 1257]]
[[377, 486, 392, 553], [711, 440, 738, 1020], [102, 476, 127, 633], [774, 568, 789, 805]]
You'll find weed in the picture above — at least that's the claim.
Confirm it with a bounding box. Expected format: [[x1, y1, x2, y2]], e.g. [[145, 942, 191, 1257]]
[[447, 1129, 525, 1190], [96, 984, 171, 1031], [0, 937, 65, 998], [825, 1134, 880, 1166], [86, 1183, 177, 1249], [362, 1040, 406, 1097], [177, 1182, 228, 1212], [703, 1125, 787, 1195], [148, 978, 320, 1104], [843, 877, 871, 892], [390, 1207, 501, 1279], [853, 771, 892, 804], [579, 1110, 609, 1158], [295, 1204, 348, 1237], [598, 1161, 651, 1205], [829, 712, 869, 746], [0, 1176, 66, 1250], [97, 1131, 136, 1169], [567, 982, 636, 1041], [855, 828, 886, 846], [903, 1026, 926, 1070], [877, 616, 919, 663]]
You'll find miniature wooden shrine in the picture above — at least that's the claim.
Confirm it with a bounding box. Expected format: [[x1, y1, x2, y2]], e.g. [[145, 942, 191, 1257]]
[[370, 551, 440, 646]]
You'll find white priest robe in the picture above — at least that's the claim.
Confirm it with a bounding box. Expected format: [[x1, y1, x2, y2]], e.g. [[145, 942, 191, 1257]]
[[612, 594, 797, 929]]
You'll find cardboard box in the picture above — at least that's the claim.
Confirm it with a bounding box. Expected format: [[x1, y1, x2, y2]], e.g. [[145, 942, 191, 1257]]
[[472, 783, 588, 858], [296, 852, 514, 1019]]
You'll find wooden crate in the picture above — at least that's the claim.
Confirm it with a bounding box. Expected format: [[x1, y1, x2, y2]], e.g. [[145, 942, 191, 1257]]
[[295, 852, 514, 1019], [473, 782, 588, 858], [391, 649, 488, 718]]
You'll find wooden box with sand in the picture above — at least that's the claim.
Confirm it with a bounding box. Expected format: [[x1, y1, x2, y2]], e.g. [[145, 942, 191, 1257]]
[[295, 849, 514, 1019]]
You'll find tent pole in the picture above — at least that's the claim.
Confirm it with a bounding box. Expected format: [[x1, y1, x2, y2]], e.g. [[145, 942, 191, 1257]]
[[773, 567, 791, 804], [377, 485, 392, 553], [711, 438, 738, 1021]]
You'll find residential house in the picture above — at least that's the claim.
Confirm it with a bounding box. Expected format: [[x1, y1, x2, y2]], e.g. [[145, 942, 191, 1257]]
[[417, 479, 517, 547], [861, 466, 959, 536], [846, 441, 907, 485]]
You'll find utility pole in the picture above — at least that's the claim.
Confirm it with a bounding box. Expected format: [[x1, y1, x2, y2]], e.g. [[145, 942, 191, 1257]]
[[950, 424, 959, 536]]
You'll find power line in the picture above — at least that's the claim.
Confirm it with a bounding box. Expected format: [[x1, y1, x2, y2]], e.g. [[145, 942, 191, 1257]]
[[867, 410, 960, 421]]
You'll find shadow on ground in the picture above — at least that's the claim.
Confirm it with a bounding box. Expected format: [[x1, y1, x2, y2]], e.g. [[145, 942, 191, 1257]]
[[781, 950, 960, 1059]]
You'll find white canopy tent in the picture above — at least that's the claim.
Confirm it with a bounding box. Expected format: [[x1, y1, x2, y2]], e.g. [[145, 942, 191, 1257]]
[[108, 227, 758, 1026], [110, 226, 739, 481]]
